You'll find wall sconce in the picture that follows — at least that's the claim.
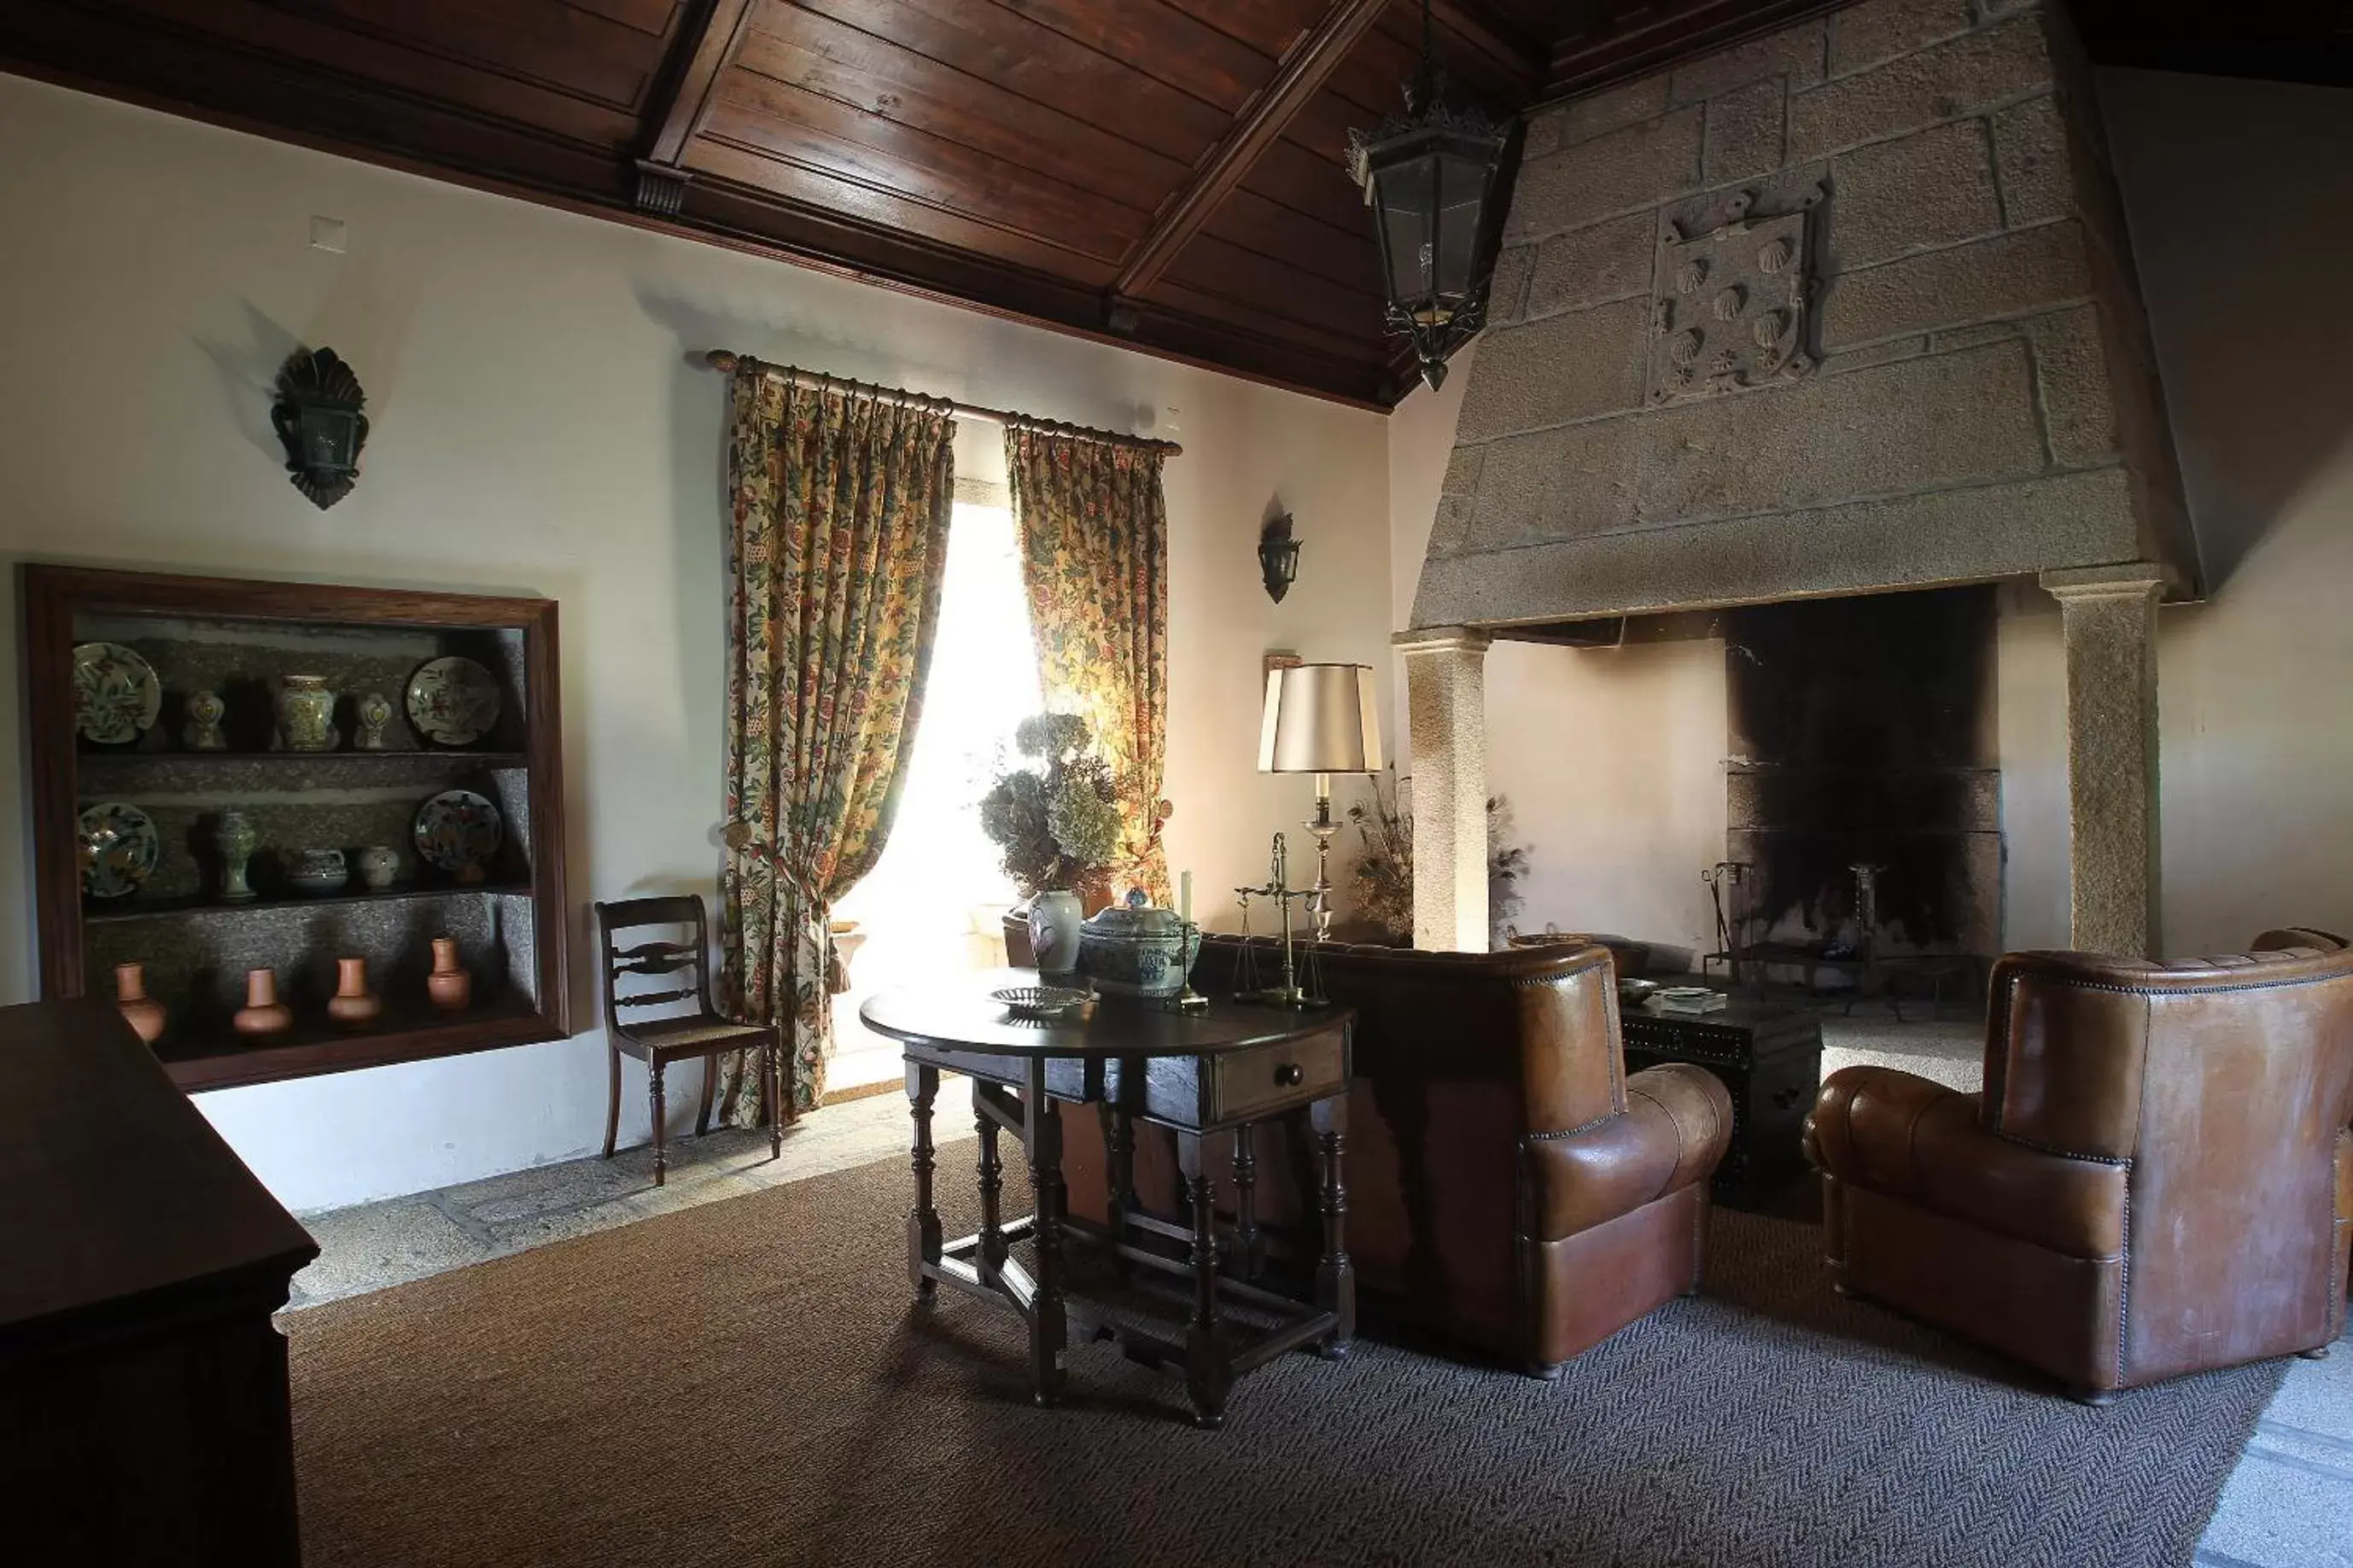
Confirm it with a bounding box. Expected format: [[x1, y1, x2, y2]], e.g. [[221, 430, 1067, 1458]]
[[271, 347, 370, 510], [1258, 514, 1299, 603]]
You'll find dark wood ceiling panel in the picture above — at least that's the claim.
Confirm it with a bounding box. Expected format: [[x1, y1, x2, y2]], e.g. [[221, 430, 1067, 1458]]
[[967, 0, 1282, 114], [97, 0, 661, 145], [1239, 136, 1369, 236], [693, 82, 1148, 262], [730, 17, 1185, 214], [1204, 189, 1381, 293], [783, 0, 1232, 166], [688, 137, 1124, 284], [1152, 230, 1388, 342], [1538, 0, 1840, 98], [1159, 0, 1332, 60]]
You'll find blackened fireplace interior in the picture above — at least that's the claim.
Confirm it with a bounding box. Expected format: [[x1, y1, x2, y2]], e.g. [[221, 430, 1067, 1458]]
[[1714, 586, 2000, 996]]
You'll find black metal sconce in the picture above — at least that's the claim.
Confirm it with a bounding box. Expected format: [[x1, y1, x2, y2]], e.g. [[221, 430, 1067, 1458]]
[[1346, 0, 1515, 391], [1258, 514, 1300, 603], [271, 347, 369, 510]]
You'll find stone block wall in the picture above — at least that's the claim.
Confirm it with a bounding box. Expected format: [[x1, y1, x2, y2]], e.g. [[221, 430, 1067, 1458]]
[[1413, 0, 2195, 629]]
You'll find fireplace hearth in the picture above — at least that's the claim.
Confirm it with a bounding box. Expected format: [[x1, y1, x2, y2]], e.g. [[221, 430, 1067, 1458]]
[[1709, 587, 2000, 996]]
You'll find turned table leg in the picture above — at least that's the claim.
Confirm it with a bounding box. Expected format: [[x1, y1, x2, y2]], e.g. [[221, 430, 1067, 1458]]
[[1176, 1132, 1231, 1429], [905, 1061, 942, 1298], [1231, 1122, 1264, 1280], [1312, 1093, 1355, 1360], [975, 1109, 1006, 1285], [1025, 1059, 1068, 1408]]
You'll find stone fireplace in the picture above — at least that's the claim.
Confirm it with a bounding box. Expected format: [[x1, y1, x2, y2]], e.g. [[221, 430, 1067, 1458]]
[[1400, 0, 2194, 960]]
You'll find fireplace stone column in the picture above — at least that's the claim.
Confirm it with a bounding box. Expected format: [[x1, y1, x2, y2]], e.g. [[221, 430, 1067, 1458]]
[[2041, 564, 2169, 958], [1395, 627, 1491, 952]]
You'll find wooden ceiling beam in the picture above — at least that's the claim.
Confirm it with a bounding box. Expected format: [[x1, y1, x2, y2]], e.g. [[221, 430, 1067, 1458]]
[[633, 0, 756, 215], [1111, 0, 1391, 306], [1427, 1, 1545, 103]]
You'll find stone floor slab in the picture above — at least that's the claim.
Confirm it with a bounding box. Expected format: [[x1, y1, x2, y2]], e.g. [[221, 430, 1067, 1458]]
[[292, 1199, 488, 1307]]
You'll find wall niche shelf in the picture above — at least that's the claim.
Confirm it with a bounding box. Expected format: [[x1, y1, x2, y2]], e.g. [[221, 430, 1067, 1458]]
[[24, 566, 571, 1092]]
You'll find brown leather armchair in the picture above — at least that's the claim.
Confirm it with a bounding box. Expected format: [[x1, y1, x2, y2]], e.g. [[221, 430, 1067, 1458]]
[[1058, 936, 1734, 1376], [1805, 933, 2353, 1401]]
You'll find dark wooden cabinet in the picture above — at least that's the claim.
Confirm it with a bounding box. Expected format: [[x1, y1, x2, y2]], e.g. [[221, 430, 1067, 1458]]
[[21, 565, 571, 1091], [1620, 995, 1823, 1205], [0, 999, 318, 1565]]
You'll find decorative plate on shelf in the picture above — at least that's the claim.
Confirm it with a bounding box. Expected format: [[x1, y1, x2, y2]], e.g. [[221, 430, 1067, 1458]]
[[991, 983, 1093, 1022], [413, 789, 504, 877], [72, 642, 161, 744], [405, 656, 503, 747], [79, 801, 160, 898]]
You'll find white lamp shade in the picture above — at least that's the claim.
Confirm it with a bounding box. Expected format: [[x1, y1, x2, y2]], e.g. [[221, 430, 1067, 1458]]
[[1258, 662, 1382, 774]]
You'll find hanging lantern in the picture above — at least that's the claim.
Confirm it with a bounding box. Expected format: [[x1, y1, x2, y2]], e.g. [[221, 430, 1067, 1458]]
[[1346, 0, 1514, 391]]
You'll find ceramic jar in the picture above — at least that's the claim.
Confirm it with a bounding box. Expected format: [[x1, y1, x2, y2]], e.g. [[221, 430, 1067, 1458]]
[[276, 673, 339, 752], [114, 961, 166, 1044], [213, 811, 258, 902], [354, 691, 394, 750], [327, 957, 381, 1029], [285, 847, 347, 895], [1027, 889, 1085, 976], [183, 688, 227, 751], [356, 845, 400, 890], [233, 968, 292, 1037], [427, 936, 471, 1012]]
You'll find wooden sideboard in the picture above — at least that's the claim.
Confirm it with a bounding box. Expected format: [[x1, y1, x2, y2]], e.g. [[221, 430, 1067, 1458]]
[[0, 999, 318, 1565]]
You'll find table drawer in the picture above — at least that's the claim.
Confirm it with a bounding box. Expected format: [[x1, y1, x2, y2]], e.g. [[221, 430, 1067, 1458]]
[[1203, 1029, 1347, 1124]]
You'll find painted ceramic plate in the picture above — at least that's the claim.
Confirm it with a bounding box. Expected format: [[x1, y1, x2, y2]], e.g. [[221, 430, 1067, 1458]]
[[413, 789, 503, 875], [73, 642, 161, 744], [405, 656, 503, 747], [991, 984, 1093, 1022], [79, 801, 160, 899]]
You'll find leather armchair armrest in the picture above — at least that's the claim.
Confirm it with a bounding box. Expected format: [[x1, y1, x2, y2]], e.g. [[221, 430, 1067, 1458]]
[[1524, 1064, 1731, 1241], [1807, 1064, 2127, 1259]]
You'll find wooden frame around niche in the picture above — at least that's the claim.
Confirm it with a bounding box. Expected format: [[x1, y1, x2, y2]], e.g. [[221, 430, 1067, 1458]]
[[22, 564, 572, 1091]]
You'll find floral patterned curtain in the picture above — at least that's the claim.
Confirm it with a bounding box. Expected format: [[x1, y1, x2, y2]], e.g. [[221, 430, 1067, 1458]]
[[720, 367, 954, 1118], [1005, 428, 1171, 906]]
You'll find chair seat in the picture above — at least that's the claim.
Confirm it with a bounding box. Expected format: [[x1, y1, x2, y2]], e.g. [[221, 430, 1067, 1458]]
[[617, 1013, 775, 1061]]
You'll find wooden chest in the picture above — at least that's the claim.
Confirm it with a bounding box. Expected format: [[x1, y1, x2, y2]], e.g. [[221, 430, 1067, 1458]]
[[1620, 994, 1822, 1206]]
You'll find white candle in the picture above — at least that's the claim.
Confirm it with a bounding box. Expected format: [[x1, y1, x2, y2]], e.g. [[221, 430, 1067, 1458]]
[[1180, 870, 1193, 926]]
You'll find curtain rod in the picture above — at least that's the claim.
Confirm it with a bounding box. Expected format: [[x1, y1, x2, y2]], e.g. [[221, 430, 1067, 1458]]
[[703, 351, 1182, 457]]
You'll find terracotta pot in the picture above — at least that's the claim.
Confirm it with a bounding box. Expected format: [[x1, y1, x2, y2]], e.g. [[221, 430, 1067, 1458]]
[[326, 956, 381, 1029], [233, 968, 293, 1038], [426, 936, 471, 1012], [114, 961, 166, 1044]]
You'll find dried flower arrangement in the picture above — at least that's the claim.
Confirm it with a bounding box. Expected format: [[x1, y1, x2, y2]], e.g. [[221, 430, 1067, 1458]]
[[1346, 767, 1529, 947], [978, 713, 1125, 895]]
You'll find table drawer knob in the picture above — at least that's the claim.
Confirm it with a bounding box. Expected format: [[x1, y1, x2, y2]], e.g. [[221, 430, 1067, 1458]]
[[1274, 1063, 1304, 1087]]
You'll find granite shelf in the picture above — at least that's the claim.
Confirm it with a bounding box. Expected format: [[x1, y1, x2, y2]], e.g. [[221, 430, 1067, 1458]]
[[83, 881, 534, 924], [151, 989, 552, 1093]]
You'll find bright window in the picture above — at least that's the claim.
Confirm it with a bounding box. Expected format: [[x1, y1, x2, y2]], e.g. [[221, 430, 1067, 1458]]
[[830, 501, 1041, 1083]]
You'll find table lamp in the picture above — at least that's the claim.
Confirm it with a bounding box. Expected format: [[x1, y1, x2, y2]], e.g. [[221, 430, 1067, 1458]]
[[1258, 662, 1383, 943]]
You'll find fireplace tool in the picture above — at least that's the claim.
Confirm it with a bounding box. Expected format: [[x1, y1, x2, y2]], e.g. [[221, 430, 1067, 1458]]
[[1235, 832, 1323, 1008], [1702, 861, 1754, 984]]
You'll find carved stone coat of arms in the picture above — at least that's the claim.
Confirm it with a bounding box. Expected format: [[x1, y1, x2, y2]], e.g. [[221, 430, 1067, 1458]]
[[1648, 187, 1819, 404]]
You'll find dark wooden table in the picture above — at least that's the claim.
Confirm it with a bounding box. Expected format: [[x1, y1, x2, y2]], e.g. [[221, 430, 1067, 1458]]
[[860, 973, 1354, 1429], [1620, 987, 1823, 1204], [1, 999, 318, 1565]]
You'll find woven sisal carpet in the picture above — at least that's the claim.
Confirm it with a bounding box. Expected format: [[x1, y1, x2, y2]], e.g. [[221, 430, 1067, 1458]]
[[284, 1157, 2279, 1568]]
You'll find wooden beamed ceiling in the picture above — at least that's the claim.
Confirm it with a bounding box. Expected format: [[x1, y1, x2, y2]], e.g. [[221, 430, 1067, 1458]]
[[1, 2, 2338, 408]]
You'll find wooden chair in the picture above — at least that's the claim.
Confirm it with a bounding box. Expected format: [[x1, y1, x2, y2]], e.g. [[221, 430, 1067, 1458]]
[[596, 895, 783, 1185]]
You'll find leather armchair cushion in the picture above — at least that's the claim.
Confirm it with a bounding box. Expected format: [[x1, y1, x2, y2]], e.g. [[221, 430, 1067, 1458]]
[[1807, 1064, 2127, 1259], [1527, 1064, 1731, 1241]]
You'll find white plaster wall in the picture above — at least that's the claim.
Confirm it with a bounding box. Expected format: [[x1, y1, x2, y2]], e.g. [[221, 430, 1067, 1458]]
[[0, 76, 1391, 1211], [2000, 69, 2353, 956], [1387, 346, 1727, 957]]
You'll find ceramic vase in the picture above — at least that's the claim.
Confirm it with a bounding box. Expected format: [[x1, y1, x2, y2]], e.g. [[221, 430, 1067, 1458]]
[[356, 845, 399, 890], [213, 811, 258, 902], [276, 674, 339, 752], [326, 957, 381, 1029], [183, 689, 227, 751], [114, 961, 166, 1044], [426, 936, 471, 1012], [354, 691, 393, 750], [233, 968, 292, 1037], [1027, 889, 1084, 976]]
